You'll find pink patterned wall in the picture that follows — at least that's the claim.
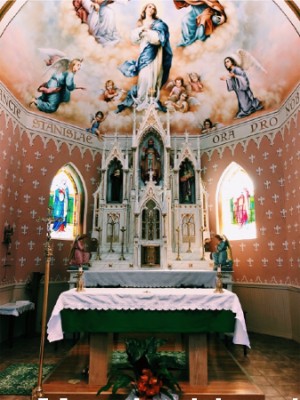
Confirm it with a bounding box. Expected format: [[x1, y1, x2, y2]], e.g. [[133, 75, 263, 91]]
[[0, 112, 101, 284], [202, 114, 300, 286], [0, 107, 298, 285]]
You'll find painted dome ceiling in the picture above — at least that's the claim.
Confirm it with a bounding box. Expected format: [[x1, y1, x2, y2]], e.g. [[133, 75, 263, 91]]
[[0, 0, 299, 136]]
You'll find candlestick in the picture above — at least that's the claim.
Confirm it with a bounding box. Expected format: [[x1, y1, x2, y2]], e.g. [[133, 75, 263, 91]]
[[214, 265, 223, 293], [176, 226, 181, 260], [76, 267, 85, 292]]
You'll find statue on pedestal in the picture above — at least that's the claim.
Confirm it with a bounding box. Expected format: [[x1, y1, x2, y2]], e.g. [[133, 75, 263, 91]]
[[140, 138, 161, 184], [69, 234, 91, 267]]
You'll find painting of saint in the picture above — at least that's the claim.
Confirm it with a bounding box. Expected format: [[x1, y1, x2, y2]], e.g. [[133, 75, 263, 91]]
[[77, 0, 130, 47], [173, 0, 227, 46], [52, 179, 70, 232], [30, 56, 85, 114], [220, 53, 264, 119], [116, 3, 173, 113]]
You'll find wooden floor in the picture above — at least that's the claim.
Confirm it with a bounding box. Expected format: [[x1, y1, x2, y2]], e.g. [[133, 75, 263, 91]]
[[41, 334, 264, 400]]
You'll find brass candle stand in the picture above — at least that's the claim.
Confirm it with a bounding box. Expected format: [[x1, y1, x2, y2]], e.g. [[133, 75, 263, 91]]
[[32, 208, 53, 400], [214, 266, 224, 293], [76, 266, 85, 292], [200, 226, 206, 260], [119, 226, 126, 260], [175, 226, 181, 260], [95, 227, 102, 260]]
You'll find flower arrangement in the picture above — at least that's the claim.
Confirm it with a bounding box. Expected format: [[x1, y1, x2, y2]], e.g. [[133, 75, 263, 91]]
[[97, 337, 181, 400]]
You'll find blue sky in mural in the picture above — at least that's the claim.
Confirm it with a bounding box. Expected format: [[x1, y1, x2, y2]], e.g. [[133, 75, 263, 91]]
[[0, 0, 299, 134]]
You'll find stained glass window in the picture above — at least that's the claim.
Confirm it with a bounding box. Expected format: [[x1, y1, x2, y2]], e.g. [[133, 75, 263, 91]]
[[217, 162, 256, 240], [49, 166, 82, 240]]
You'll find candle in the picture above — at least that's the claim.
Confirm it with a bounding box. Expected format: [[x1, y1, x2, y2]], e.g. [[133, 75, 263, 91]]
[[217, 266, 221, 273], [79, 266, 83, 272]]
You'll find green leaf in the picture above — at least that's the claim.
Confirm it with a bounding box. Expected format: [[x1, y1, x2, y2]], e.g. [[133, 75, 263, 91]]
[[98, 337, 181, 398], [111, 375, 133, 394]]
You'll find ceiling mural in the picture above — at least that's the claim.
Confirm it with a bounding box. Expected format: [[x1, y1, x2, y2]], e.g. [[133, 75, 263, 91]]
[[0, 0, 299, 136]]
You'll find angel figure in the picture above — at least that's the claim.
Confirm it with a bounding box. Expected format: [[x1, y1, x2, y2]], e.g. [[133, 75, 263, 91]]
[[220, 49, 265, 119], [86, 110, 106, 138], [211, 234, 233, 271], [80, 0, 129, 47], [166, 76, 186, 102], [166, 92, 189, 113], [187, 72, 203, 93], [73, 0, 89, 23], [30, 49, 85, 113], [201, 118, 217, 133], [174, 0, 227, 47], [99, 79, 125, 102], [166, 91, 200, 113]]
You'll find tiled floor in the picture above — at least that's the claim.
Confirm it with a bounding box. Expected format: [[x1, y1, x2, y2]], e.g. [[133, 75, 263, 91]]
[[227, 333, 300, 400], [0, 332, 299, 400]]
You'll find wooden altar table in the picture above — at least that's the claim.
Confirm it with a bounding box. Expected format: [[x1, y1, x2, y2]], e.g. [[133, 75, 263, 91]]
[[47, 288, 249, 387]]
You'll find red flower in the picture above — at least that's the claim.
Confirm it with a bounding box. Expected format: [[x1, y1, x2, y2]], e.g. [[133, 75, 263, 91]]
[[137, 370, 163, 398]]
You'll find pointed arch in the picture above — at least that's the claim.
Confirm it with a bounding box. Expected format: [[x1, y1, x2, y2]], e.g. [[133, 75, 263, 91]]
[[179, 158, 195, 204], [49, 164, 86, 240], [216, 162, 256, 240], [106, 158, 123, 203], [141, 199, 161, 240]]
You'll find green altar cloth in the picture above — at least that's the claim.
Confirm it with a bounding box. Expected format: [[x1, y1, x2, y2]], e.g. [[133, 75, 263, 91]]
[[61, 309, 235, 333]]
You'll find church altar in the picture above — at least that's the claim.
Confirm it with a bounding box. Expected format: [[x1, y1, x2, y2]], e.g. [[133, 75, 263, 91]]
[[87, 104, 212, 272], [82, 269, 217, 288], [47, 288, 249, 386]]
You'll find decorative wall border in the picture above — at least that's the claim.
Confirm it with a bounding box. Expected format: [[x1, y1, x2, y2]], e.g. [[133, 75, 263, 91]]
[[0, 82, 299, 160], [0, 82, 101, 161], [200, 83, 299, 159]]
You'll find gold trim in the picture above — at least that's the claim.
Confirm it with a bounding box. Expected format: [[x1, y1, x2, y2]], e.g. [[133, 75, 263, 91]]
[[0, 1, 16, 21], [284, 0, 300, 20]]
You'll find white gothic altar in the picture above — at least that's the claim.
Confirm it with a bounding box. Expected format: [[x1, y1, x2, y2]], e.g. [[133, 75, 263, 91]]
[[90, 104, 211, 272]]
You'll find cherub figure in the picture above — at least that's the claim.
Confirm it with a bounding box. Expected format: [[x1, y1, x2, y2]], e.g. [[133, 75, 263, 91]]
[[100, 79, 125, 102], [167, 91, 190, 113], [167, 76, 186, 102], [187, 72, 203, 93], [30, 48, 85, 113], [73, 0, 88, 23], [86, 110, 106, 138], [201, 118, 217, 133]]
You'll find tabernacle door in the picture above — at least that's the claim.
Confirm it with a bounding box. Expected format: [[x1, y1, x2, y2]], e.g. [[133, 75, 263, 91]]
[[141, 245, 160, 267]]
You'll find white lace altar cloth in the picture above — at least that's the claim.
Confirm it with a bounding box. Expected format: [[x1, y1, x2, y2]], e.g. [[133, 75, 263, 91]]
[[47, 288, 250, 347], [0, 300, 35, 317]]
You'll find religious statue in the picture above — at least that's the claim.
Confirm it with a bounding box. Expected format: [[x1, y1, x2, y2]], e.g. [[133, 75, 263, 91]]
[[69, 234, 91, 267], [179, 161, 195, 203], [110, 165, 123, 202], [140, 138, 162, 184], [211, 234, 233, 271]]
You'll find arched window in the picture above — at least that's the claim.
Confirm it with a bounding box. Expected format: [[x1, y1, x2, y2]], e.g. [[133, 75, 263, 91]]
[[216, 162, 256, 240], [141, 200, 160, 240], [49, 165, 85, 240]]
